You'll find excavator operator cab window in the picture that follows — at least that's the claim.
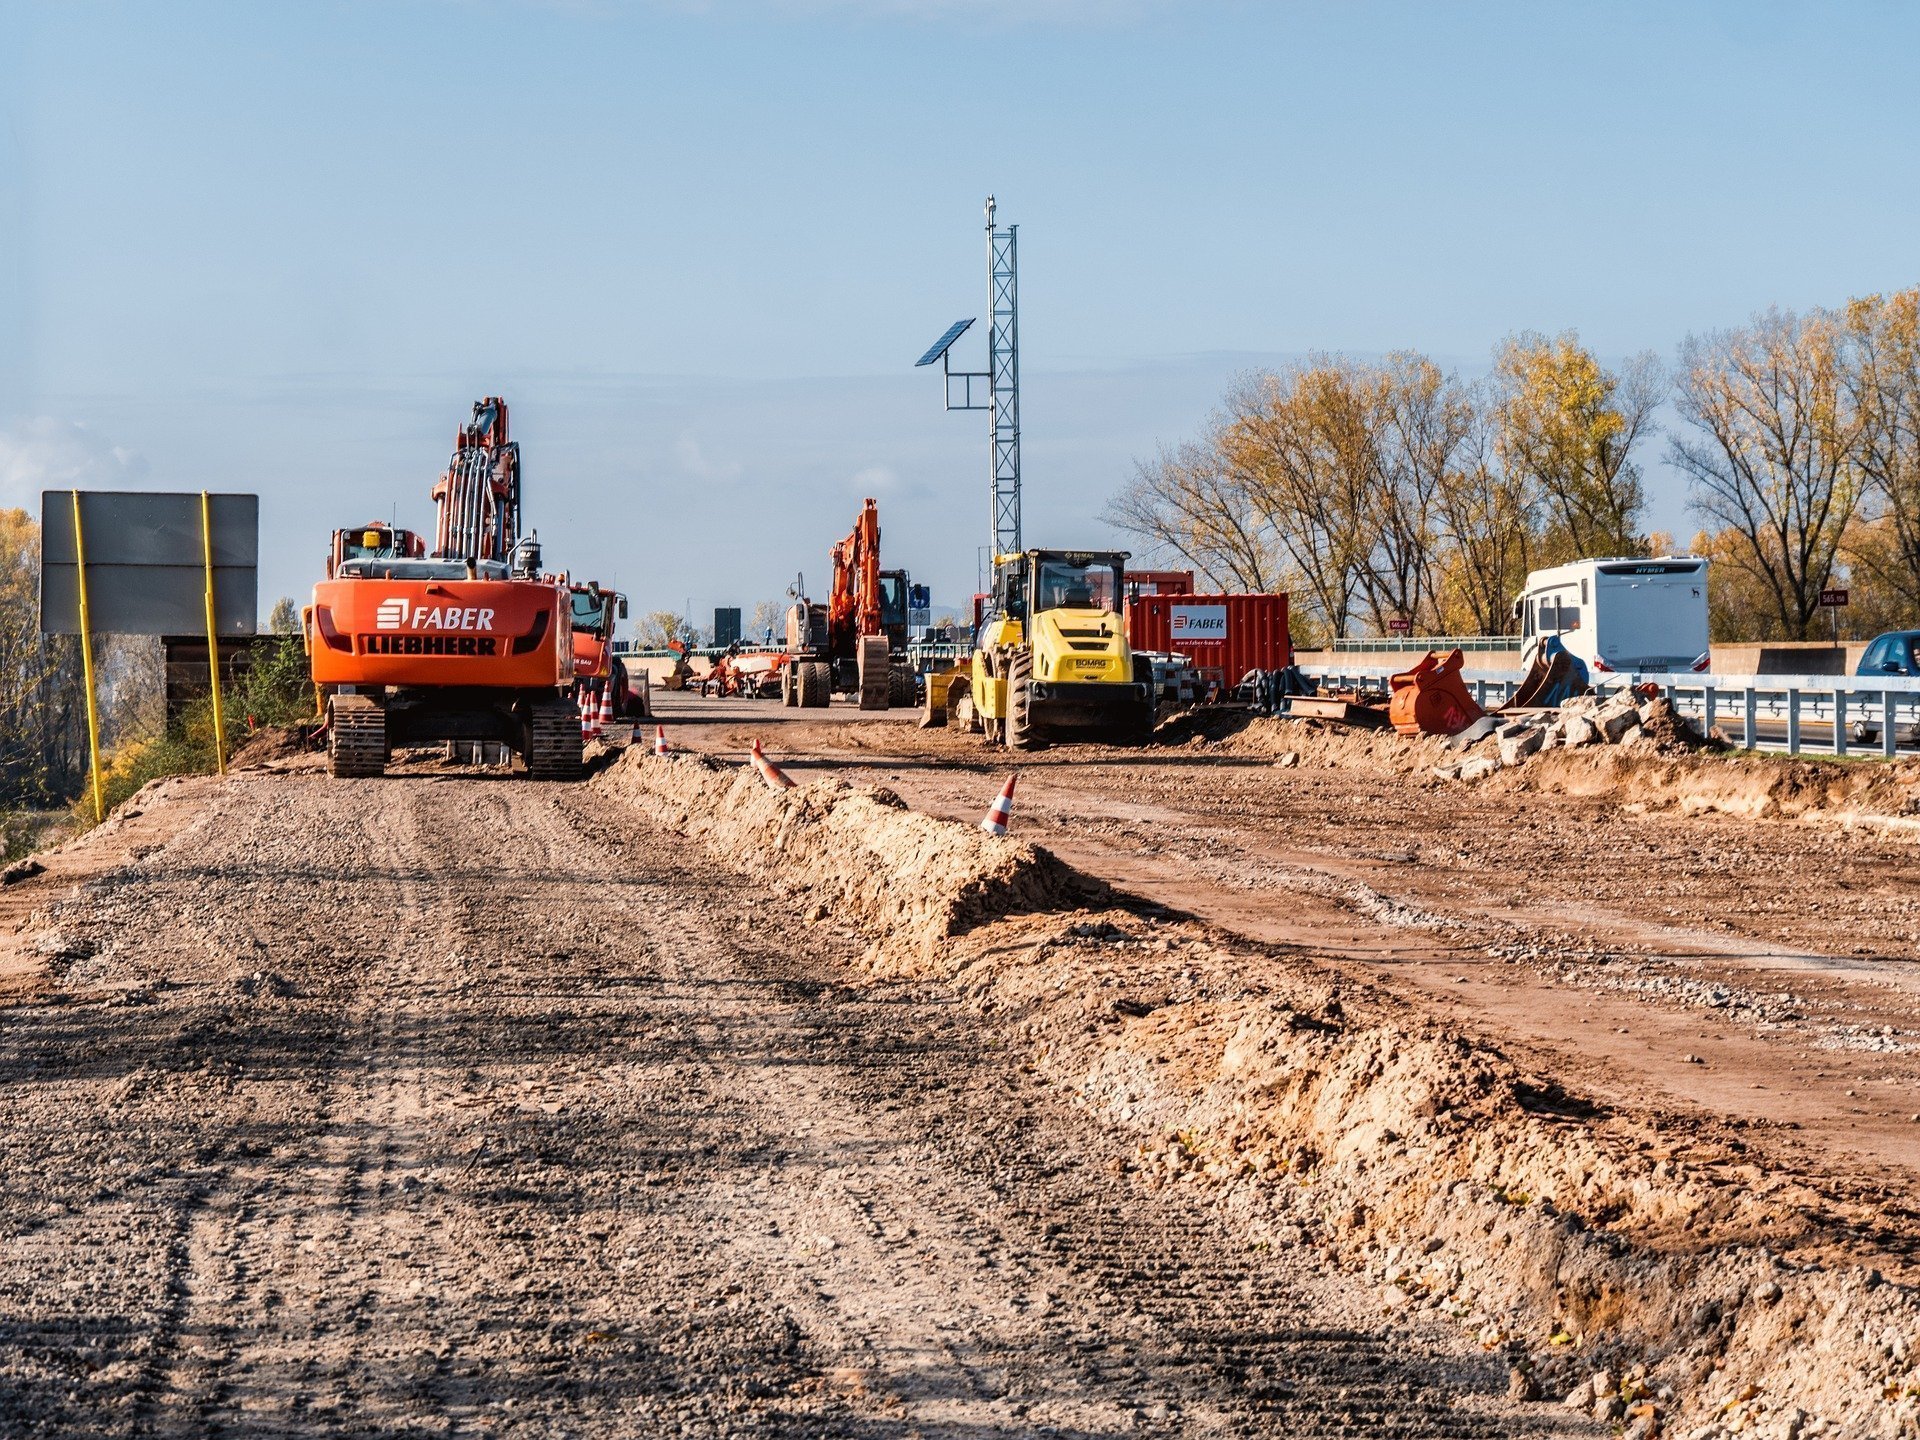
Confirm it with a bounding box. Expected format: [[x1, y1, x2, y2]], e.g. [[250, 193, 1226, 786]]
[[878, 573, 908, 628], [340, 527, 402, 563], [1033, 559, 1120, 614]]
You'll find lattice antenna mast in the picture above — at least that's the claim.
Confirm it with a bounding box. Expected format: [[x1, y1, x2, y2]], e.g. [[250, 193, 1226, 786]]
[[986, 196, 1020, 555], [913, 195, 1022, 556]]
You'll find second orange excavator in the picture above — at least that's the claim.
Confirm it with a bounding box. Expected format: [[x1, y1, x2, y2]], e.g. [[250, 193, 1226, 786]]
[[781, 498, 916, 710]]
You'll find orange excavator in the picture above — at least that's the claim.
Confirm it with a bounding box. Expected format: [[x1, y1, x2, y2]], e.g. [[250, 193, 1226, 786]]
[[307, 396, 581, 779], [781, 498, 915, 710]]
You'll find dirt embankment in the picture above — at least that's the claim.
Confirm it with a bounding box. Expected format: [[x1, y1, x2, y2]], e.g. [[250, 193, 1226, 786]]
[[1179, 711, 1920, 828], [599, 746, 1920, 1440]]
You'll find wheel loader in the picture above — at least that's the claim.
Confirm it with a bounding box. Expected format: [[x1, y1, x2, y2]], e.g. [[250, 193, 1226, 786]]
[[923, 548, 1155, 749]]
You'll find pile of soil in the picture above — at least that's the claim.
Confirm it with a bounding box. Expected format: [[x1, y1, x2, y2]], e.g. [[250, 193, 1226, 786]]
[[1214, 713, 1920, 828], [602, 745, 1920, 1439], [593, 748, 1102, 966], [229, 723, 316, 768]]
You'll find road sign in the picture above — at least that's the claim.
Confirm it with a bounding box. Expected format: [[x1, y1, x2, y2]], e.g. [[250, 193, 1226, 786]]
[[40, 491, 257, 637], [1820, 588, 1850, 608], [1388, 617, 1413, 632]]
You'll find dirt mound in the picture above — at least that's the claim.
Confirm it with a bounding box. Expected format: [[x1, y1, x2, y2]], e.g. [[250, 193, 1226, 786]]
[[1216, 713, 1920, 827], [593, 748, 1102, 966], [230, 723, 315, 768], [601, 744, 1920, 1438]]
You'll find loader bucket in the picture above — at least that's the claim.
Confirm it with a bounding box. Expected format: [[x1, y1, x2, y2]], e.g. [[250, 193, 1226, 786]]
[[919, 666, 959, 728], [1388, 648, 1485, 737]]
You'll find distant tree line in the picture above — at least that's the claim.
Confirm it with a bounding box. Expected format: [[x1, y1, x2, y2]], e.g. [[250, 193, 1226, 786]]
[[1108, 288, 1920, 645]]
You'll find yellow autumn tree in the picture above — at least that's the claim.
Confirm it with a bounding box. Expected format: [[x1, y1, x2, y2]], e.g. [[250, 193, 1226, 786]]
[[1493, 331, 1658, 565]]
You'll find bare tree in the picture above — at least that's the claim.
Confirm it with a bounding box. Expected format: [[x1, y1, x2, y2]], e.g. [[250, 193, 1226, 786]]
[[1430, 403, 1535, 635], [1671, 308, 1868, 638], [1103, 435, 1280, 591], [1221, 365, 1381, 641], [1363, 353, 1472, 631]]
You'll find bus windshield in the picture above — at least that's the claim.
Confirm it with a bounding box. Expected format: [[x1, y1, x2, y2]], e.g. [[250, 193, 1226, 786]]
[[1034, 560, 1120, 613]]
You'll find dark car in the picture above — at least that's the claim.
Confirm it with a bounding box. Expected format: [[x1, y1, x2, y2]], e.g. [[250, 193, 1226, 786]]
[[1856, 631, 1920, 677], [1851, 632, 1920, 743]]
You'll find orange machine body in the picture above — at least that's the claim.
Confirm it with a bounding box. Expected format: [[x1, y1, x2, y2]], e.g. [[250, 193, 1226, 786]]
[[567, 584, 621, 683], [309, 575, 572, 691]]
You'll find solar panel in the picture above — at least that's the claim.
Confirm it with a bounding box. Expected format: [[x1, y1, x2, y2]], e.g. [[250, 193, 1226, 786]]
[[915, 318, 975, 367]]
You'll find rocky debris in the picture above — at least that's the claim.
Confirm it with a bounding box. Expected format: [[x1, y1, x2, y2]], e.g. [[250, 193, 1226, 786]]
[[1497, 722, 1545, 767], [1434, 689, 1723, 782], [1458, 755, 1500, 782], [1599, 695, 1642, 743]]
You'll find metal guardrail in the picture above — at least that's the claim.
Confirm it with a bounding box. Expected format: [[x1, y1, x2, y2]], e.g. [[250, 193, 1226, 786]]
[[1307, 635, 1518, 655], [1298, 664, 1920, 759]]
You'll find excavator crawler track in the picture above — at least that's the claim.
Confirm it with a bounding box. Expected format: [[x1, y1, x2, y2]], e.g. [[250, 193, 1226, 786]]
[[328, 695, 388, 779], [526, 700, 584, 781]]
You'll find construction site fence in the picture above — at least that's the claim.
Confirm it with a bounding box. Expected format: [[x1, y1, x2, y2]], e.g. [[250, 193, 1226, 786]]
[[1297, 664, 1920, 759]]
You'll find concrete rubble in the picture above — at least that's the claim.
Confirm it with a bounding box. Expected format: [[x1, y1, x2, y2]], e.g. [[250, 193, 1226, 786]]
[[1434, 689, 1719, 781]]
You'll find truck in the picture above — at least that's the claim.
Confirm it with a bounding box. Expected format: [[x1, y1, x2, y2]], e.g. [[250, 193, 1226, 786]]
[[1514, 556, 1711, 676], [568, 581, 648, 719]]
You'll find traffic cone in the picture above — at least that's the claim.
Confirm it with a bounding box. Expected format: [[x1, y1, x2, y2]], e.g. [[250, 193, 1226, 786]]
[[597, 684, 615, 731], [980, 774, 1017, 836], [749, 738, 797, 791], [652, 724, 670, 757], [579, 686, 593, 742]]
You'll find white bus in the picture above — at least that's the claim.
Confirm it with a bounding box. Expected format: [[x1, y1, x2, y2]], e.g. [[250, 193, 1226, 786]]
[[1515, 557, 1711, 675]]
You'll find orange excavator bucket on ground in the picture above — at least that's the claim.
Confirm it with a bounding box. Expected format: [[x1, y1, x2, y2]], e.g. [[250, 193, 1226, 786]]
[[1389, 649, 1485, 736]]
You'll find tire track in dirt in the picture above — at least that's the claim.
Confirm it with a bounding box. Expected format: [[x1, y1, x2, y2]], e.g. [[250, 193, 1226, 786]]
[[0, 768, 1565, 1437]]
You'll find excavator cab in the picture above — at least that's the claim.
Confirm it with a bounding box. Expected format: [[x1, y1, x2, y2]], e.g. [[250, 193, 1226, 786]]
[[328, 524, 424, 579]]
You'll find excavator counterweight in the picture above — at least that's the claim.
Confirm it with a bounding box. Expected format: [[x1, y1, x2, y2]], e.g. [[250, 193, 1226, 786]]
[[306, 397, 582, 779]]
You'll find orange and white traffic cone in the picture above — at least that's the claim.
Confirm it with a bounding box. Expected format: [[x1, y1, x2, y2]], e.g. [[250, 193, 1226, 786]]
[[749, 738, 797, 791], [598, 684, 615, 732], [980, 774, 1017, 835], [652, 724, 670, 757], [579, 686, 593, 742]]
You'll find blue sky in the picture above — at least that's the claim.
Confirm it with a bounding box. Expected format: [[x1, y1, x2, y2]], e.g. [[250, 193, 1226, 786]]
[[5, 0, 1920, 625]]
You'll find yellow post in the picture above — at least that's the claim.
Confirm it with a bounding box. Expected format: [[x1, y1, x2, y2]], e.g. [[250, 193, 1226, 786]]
[[200, 491, 228, 775], [69, 491, 105, 825]]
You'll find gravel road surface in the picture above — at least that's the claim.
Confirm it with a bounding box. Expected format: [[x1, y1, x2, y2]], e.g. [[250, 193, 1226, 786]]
[[0, 766, 1562, 1438]]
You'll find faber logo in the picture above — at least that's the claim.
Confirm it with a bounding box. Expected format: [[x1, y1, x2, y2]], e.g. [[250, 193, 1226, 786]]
[[1170, 604, 1228, 639], [371, 599, 496, 633]]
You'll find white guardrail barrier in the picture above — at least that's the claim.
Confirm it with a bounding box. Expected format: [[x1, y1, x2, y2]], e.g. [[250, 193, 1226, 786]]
[[1295, 665, 1920, 759]]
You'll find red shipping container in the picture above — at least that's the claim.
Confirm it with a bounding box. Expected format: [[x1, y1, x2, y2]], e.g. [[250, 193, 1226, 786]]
[[1124, 570, 1196, 601], [1127, 593, 1292, 687]]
